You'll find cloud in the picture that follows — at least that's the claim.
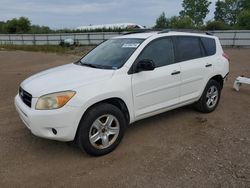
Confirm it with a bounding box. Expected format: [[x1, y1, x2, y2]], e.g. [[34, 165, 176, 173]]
[[0, 0, 118, 14]]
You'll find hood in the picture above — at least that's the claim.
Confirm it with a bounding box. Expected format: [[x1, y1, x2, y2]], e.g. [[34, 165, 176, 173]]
[[21, 63, 115, 97]]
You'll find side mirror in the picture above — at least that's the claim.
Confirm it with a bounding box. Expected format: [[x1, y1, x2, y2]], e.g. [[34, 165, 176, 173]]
[[135, 59, 155, 73]]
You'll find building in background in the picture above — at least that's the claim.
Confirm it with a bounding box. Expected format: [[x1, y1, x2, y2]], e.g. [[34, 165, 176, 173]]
[[76, 23, 145, 30]]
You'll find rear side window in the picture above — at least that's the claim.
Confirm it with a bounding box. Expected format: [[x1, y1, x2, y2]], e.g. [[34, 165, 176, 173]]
[[175, 36, 203, 62], [201, 37, 216, 56], [137, 37, 175, 68]]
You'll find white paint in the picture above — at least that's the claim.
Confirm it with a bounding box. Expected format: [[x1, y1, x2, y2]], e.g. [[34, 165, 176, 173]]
[[15, 31, 229, 142]]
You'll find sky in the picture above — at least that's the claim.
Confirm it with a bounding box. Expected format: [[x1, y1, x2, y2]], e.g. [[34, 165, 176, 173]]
[[0, 0, 217, 29]]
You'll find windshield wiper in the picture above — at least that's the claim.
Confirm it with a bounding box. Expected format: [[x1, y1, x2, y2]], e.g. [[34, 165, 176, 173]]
[[80, 62, 99, 68], [78, 61, 116, 70]]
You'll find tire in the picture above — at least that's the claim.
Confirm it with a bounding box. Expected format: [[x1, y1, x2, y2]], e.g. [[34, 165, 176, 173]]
[[195, 79, 222, 113], [77, 103, 127, 156]]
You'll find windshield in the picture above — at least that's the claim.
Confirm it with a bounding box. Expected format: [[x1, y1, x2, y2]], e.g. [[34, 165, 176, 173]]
[[80, 38, 144, 69]]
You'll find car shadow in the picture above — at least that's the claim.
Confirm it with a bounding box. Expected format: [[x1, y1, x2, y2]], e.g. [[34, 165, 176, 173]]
[[19, 104, 198, 158]]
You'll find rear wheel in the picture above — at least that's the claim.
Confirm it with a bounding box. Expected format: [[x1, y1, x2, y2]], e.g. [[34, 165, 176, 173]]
[[195, 80, 221, 113], [77, 103, 126, 156]]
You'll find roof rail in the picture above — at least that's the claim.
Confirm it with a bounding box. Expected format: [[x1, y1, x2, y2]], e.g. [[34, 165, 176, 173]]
[[122, 29, 151, 35], [122, 31, 144, 35], [157, 29, 171, 34], [122, 29, 214, 36], [158, 29, 214, 36], [205, 32, 213, 36], [122, 28, 164, 35]]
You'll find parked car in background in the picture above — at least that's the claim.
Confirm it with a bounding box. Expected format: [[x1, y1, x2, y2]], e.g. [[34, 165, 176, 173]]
[[59, 38, 75, 47]]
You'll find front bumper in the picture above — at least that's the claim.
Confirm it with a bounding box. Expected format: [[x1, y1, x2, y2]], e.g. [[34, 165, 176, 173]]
[[15, 94, 80, 141]]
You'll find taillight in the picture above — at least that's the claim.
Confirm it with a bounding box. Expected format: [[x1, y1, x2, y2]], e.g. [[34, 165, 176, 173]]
[[223, 52, 230, 62]]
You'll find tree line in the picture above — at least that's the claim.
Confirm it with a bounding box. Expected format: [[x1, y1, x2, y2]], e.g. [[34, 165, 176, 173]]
[[0, 17, 136, 34], [0, 17, 54, 34], [155, 0, 250, 30], [1, 0, 250, 34]]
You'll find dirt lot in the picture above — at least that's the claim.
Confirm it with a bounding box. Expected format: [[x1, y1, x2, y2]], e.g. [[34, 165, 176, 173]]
[[0, 49, 249, 187]]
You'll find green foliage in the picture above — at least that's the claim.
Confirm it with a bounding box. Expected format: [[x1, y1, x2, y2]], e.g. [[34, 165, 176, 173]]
[[241, 0, 250, 10], [214, 0, 226, 22], [214, 0, 242, 25], [29, 25, 53, 34], [205, 20, 230, 30], [237, 10, 250, 29], [180, 0, 211, 26], [18, 17, 31, 33], [5, 18, 18, 33], [155, 12, 169, 28], [0, 21, 4, 33], [169, 16, 194, 29], [4, 17, 31, 33]]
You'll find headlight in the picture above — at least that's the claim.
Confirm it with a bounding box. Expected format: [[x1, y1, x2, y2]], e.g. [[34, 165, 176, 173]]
[[36, 91, 76, 110]]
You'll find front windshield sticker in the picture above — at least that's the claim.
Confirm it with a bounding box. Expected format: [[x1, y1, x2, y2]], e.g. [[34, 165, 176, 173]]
[[122, 43, 140, 48]]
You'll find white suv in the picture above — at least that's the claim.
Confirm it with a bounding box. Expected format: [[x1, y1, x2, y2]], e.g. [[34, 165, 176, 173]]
[[15, 31, 229, 156]]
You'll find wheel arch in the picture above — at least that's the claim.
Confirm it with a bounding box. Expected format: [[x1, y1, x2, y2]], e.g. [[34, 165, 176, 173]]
[[74, 97, 130, 140], [209, 74, 224, 89], [197, 74, 224, 102]]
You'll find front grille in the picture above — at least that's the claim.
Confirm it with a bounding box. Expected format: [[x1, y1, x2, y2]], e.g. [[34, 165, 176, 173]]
[[19, 87, 32, 108]]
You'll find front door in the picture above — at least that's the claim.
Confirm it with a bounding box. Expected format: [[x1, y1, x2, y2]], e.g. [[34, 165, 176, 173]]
[[131, 37, 181, 119]]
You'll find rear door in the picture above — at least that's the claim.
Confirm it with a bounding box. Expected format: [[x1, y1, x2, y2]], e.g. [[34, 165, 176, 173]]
[[131, 37, 181, 119], [174, 36, 214, 103]]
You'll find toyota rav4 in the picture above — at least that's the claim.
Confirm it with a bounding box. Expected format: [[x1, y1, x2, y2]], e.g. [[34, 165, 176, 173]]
[[15, 31, 229, 156]]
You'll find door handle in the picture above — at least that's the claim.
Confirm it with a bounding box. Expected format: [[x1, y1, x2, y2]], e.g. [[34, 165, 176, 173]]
[[205, 64, 212, 67], [171, 71, 181, 75]]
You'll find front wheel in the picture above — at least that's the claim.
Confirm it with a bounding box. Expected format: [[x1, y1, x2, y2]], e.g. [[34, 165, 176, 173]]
[[77, 103, 126, 156], [195, 80, 222, 113]]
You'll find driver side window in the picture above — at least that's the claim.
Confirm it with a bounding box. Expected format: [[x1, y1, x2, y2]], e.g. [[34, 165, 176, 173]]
[[137, 37, 175, 68]]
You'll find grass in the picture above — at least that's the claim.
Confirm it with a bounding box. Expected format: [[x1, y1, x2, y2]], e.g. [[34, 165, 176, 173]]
[[0, 44, 95, 56]]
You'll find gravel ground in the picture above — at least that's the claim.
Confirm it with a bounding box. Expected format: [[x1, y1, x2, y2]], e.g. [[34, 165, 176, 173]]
[[0, 49, 249, 187]]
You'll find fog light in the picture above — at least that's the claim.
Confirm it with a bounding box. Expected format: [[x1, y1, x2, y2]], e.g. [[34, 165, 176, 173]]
[[52, 128, 57, 135]]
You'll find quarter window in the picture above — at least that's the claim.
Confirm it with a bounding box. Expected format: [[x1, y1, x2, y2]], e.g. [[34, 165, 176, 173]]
[[201, 37, 216, 56], [137, 37, 175, 68]]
